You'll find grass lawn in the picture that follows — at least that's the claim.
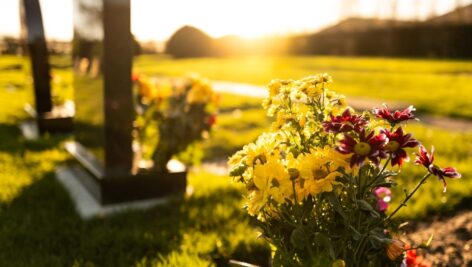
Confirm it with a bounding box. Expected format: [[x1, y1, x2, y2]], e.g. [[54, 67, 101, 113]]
[[0, 56, 270, 266], [0, 54, 471, 265], [134, 55, 472, 119]]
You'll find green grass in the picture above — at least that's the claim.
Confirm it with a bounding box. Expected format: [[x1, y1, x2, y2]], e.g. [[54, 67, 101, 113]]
[[0, 126, 270, 266], [134, 55, 472, 119], [0, 56, 270, 266], [0, 54, 471, 265]]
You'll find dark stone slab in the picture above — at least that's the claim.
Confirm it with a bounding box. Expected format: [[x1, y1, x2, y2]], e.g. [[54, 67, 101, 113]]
[[19, 0, 74, 135], [70, 0, 187, 205], [20, 0, 51, 114], [65, 141, 187, 205]]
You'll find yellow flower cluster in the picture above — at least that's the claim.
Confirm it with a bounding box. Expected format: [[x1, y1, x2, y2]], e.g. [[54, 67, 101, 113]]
[[135, 74, 216, 106], [186, 75, 214, 104], [229, 75, 354, 217], [263, 74, 347, 140], [230, 134, 350, 216], [136, 75, 172, 104]]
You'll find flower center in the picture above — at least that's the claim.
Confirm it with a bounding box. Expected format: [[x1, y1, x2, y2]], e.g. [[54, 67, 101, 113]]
[[312, 168, 328, 180], [253, 154, 267, 165], [354, 142, 371, 156], [385, 141, 400, 152]]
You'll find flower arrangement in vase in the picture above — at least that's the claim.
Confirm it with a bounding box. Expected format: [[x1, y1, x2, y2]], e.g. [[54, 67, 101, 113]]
[[133, 73, 218, 172], [228, 74, 460, 267]]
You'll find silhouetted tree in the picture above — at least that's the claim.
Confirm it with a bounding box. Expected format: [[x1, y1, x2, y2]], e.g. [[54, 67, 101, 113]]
[[165, 26, 215, 58]]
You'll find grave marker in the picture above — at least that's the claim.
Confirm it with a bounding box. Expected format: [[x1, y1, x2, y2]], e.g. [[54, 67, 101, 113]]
[[20, 0, 73, 137], [62, 0, 186, 208]]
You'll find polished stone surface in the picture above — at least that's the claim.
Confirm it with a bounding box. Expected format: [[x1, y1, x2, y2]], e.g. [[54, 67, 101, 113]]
[[69, 0, 188, 206], [20, 0, 52, 115], [73, 0, 133, 175]]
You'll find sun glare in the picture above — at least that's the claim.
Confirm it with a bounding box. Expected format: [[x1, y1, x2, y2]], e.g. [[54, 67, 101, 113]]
[[1, 0, 471, 41]]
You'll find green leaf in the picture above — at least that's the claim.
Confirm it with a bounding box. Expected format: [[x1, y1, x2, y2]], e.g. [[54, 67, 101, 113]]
[[229, 164, 246, 177], [349, 225, 362, 241], [356, 200, 380, 219], [314, 232, 335, 260], [326, 192, 347, 220], [290, 227, 306, 249]]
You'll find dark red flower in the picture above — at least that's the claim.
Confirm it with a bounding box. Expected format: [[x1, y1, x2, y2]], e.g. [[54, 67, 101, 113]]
[[415, 145, 461, 192], [381, 127, 420, 167], [322, 108, 368, 134], [336, 129, 388, 167], [372, 105, 416, 125]]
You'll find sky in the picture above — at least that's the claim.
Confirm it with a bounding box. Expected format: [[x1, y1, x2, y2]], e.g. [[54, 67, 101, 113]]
[[1, 0, 471, 42]]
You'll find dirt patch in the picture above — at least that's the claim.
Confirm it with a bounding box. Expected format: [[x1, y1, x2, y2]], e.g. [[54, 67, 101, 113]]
[[404, 210, 472, 267]]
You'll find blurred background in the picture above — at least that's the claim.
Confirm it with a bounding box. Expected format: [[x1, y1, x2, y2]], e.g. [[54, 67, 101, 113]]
[[0, 0, 471, 266], [2, 0, 472, 56]]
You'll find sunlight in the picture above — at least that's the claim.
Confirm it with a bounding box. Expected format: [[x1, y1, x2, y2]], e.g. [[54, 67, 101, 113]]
[[1, 0, 471, 41]]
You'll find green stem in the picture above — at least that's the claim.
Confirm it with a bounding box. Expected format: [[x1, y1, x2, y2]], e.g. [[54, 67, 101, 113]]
[[385, 172, 431, 222], [363, 156, 391, 194]]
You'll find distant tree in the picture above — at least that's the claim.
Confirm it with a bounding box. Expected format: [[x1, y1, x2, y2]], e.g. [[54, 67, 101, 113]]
[[2, 37, 22, 55], [165, 26, 215, 58], [132, 34, 142, 56]]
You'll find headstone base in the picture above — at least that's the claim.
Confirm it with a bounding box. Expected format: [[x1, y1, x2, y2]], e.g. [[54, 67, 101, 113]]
[[64, 141, 188, 205], [23, 103, 74, 137], [19, 120, 40, 140], [55, 165, 186, 219]]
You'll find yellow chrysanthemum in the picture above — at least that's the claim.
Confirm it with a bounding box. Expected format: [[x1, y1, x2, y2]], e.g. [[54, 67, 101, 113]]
[[244, 133, 280, 166], [252, 158, 291, 205], [297, 148, 343, 197]]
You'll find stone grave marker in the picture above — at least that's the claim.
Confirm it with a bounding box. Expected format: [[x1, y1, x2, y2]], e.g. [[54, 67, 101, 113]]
[[59, 0, 186, 216], [19, 0, 73, 138]]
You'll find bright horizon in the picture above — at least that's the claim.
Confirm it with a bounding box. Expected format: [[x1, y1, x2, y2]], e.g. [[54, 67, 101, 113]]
[[0, 0, 470, 42]]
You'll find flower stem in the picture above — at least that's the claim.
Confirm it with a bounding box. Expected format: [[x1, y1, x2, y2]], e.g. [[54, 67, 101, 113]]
[[384, 172, 431, 222], [364, 156, 391, 193]]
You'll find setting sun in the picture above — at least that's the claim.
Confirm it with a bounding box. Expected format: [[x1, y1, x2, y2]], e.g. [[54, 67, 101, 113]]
[[1, 0, 471, 41]]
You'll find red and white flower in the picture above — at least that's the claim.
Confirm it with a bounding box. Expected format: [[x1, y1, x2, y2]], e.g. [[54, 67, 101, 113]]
[[381, 127, 420, 167], [415, 145, 461, 192]]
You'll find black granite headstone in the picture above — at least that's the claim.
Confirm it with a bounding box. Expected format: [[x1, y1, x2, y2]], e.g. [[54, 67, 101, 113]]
[[19, 0, 73, 135], [66, 0, 186, 205]]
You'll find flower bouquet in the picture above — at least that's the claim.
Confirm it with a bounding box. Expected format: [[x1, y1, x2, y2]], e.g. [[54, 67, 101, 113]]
[[133, 74, 218, 172], [228, 74, 461, 267]]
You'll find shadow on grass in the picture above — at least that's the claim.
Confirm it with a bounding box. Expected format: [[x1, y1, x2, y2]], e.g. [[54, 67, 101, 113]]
[[0, 170, 270, 267], [0, 123, 70, 154]]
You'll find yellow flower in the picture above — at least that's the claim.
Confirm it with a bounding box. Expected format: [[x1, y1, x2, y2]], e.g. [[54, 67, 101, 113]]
[[324, 147, 351, 171], [187, 77, 213, 104], [247, 190, 268, 216], [268, 79, 282, 97], [272, 111, 291, 131], [306, 85, 323, 98], [244, 133, 280, 166], [137, 76, 158, 100], [228, 150, 244, 166], [253, 158, 291, 204], [320, 73, 333, 83], [298, 116, 306, 128], [298, 148, 344, 197]]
